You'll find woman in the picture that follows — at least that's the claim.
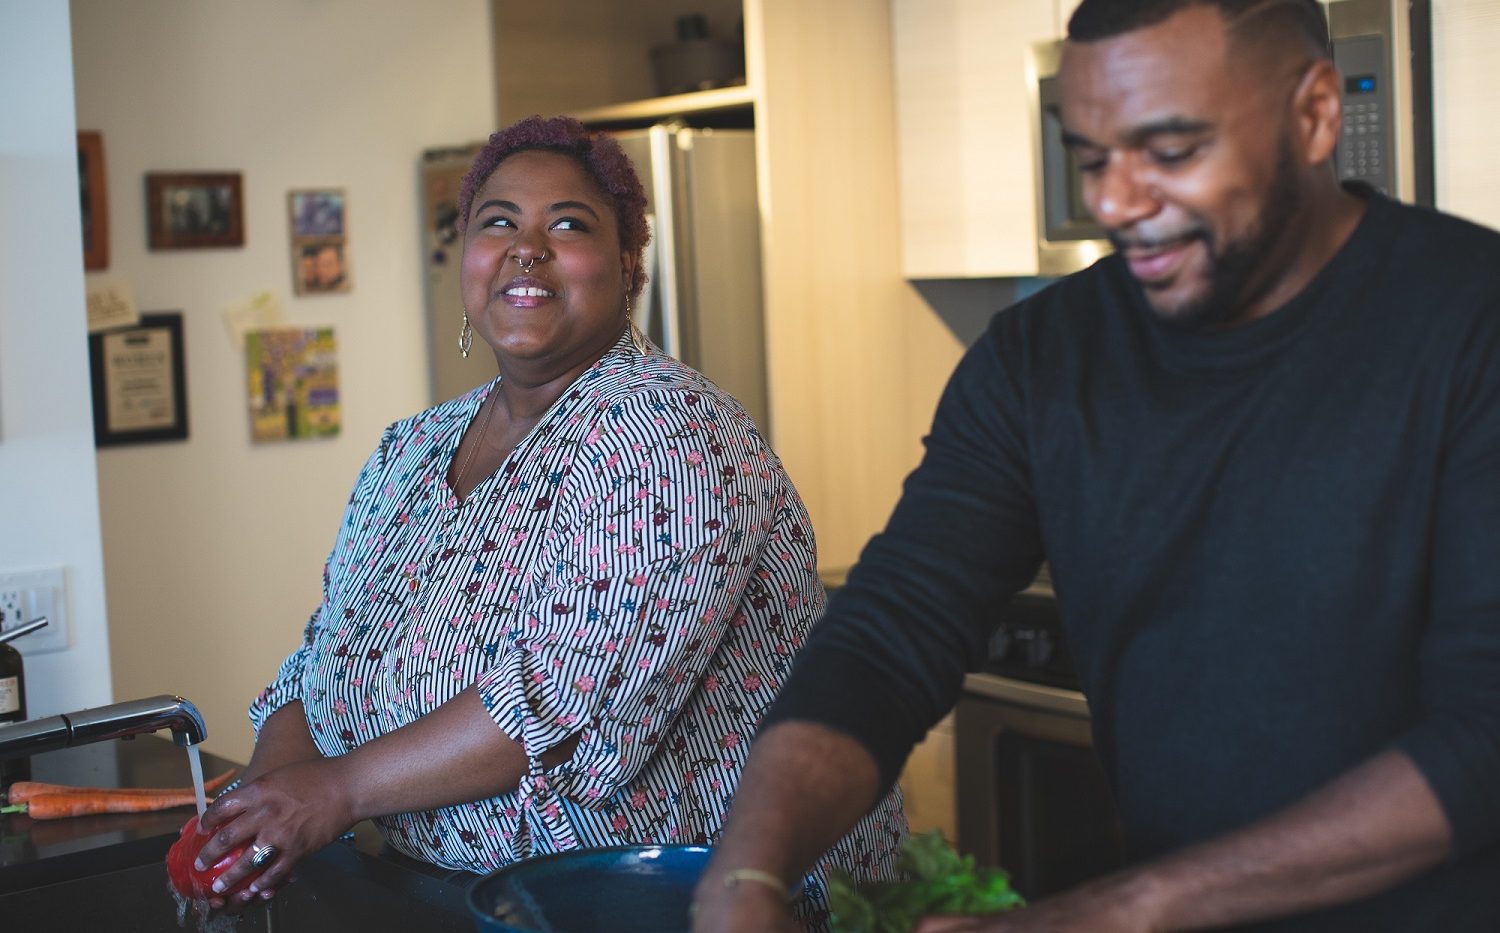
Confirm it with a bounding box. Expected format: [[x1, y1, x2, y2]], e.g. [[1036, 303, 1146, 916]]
[[192, 115, 905, 926]]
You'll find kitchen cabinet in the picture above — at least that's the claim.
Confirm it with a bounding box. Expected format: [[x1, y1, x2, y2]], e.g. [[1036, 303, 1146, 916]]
[[491, 0, 963, 571], [490, 0, 747, 121], [891, 0, 1059, 278], [1055, 0, 1084, 34], [901, 714, 958, 842], [1433, 0, 1500, 230]]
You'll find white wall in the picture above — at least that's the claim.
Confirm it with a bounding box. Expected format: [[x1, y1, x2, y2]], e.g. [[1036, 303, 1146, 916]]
[[71, 0, 495, 762], [0, 2, 115, 718]]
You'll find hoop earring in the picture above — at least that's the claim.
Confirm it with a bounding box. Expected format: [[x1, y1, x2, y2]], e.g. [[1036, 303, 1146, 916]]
[[625, 292, 649, 356], [458, 309, 473, 359]]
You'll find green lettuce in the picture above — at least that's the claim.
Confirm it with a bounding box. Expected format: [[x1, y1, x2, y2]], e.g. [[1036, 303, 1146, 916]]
[[829, 831, 1025, 933]]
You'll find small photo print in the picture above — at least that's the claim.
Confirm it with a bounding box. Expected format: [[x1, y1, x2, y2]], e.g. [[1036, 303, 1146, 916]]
[[296, 238, 350, 294], [289, 189, 345, 237], [288, 188, 351, 295], [245, 326, 341, 443], [164, 183, 235, 236]]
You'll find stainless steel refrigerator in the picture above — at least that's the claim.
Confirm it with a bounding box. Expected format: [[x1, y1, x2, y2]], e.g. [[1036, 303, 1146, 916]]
[[420, 125, 769, 434]]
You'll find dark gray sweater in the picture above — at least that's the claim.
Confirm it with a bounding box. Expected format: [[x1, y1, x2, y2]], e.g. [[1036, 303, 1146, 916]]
[[767, 191, 1500, 930]]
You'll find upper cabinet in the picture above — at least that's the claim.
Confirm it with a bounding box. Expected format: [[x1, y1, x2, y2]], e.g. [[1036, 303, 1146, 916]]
[[891, 0, 1059, 278], [1055, 0, 1083, 35], [1433, 0, 1500, 230], [491, 0, 748, 125]]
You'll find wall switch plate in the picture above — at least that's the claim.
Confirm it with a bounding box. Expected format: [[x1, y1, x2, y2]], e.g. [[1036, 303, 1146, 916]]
[[0, 567, 69, 653]]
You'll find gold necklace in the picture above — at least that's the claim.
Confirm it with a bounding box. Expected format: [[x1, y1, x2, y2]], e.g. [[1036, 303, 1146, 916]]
[[454, 385, 499, 498]]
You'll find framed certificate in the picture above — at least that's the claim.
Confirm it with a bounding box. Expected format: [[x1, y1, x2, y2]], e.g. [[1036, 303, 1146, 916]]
[[88, 312, 189, 446]]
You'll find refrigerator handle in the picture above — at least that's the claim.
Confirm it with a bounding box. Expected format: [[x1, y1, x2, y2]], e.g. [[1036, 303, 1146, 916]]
[[647, 124, 682, 359]]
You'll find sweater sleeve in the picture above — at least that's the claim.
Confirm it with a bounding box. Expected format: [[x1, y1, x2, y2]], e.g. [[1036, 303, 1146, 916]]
[[473, 388, 778, 807], [1393, 305, 1500, 857], [762, 315, 1046, 789]]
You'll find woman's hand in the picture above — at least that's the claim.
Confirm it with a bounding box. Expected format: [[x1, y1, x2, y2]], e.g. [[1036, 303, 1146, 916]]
[[192, 757, 357, 911]]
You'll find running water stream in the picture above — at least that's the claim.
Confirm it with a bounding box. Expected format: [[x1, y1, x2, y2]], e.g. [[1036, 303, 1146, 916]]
[[186, 743, 207, 818], [175, 744, 239, 933]]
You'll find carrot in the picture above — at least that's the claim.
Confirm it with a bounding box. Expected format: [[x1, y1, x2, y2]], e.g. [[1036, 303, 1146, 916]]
[[4, 768, 236, 806], [6, 789, 206, 820]]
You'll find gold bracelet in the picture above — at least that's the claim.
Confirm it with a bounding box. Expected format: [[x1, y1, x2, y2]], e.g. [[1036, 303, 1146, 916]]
[[722, 867, 792, 899]]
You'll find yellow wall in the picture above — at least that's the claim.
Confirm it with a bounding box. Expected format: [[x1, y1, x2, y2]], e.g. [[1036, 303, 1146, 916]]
[[72, 0, 496, 763]]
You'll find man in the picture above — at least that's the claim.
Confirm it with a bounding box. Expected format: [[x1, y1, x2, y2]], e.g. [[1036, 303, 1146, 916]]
[[307, 242, 346, 292], [693, 1, 1500, 930]]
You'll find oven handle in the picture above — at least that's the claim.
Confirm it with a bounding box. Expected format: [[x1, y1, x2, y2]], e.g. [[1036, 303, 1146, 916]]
[[962, 673, 1091, 719]]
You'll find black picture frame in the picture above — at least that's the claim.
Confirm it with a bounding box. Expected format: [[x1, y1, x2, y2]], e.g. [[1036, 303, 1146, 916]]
[[88, 312, 189, 447]]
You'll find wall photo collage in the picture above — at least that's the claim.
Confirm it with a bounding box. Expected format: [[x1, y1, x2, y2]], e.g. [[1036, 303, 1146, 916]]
[[79, 131, 347, 447]]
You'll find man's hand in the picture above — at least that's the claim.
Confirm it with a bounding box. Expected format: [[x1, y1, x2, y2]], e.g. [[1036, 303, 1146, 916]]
[[691, 877, 801, 933], [692, 721, 885, 931], [927, 748, 1450, 932], [914, 870, 1162, 932]]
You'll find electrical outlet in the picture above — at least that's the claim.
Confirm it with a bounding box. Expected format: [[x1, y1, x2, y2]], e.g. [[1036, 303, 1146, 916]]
[[0, 587, 22, 629], [0, 567, 68, 654]]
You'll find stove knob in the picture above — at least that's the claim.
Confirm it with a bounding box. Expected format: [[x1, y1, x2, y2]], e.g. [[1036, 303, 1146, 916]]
[[989, 627, 1013, 662], [1027, 629, 1055, 667]]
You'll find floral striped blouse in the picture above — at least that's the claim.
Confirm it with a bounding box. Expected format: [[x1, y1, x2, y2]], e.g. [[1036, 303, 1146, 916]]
[[249, 331, 905, 923]]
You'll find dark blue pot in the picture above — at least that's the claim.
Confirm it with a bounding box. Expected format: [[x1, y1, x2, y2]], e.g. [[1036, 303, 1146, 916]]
[[466, 845, 713, 933]]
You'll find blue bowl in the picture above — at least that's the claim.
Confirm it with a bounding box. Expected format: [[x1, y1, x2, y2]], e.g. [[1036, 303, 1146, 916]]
[[466, 845, 713, 933]]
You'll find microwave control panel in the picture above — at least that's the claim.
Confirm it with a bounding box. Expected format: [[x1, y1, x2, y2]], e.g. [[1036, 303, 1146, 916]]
[[1333, 33, 1393, 195]]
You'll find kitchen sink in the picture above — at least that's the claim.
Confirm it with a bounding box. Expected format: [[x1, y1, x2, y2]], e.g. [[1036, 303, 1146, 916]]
[[0, 837, 475, 932]]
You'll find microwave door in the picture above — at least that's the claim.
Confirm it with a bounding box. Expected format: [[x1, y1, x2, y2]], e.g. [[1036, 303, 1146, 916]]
[[1029, 40, 1112, 277], [1038, 74, 1107, 246]]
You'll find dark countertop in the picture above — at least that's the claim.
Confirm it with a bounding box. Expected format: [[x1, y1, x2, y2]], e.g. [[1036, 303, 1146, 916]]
[[0, 735, 245, 891], [0, 736, 478, 903]]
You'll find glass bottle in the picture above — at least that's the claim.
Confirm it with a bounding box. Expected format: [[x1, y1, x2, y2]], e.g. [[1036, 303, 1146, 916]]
[[0, 640, 29, 786]]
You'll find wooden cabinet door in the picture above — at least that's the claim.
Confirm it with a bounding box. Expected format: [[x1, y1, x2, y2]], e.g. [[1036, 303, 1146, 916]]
[[1055, 0, 1084, 36], [892, 0, 1057, 278]]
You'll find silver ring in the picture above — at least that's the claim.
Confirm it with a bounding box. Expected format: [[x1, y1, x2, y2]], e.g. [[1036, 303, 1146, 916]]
[[516, 252, 546, 274], [249, 844, 279, 869]]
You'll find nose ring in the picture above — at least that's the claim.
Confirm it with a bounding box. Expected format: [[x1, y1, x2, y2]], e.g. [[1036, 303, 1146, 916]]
[[517, 251, 546, 275]]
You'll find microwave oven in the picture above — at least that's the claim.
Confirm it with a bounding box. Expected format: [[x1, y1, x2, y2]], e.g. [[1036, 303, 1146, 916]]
[[1025, 0, 1434, 278]]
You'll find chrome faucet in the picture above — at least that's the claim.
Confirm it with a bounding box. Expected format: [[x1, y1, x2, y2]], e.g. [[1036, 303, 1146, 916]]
[[0, 694, 207, 761]]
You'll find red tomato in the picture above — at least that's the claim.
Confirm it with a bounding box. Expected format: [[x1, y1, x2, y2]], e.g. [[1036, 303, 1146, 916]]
[[166, 815, 253, 900]]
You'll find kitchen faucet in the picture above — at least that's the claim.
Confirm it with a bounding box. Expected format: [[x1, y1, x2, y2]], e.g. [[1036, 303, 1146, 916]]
[[0, 694, 207, 761]]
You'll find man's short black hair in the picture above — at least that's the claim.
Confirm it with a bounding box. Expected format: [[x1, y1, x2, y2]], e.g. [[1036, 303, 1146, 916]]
[[1068, 0, 1330, 55]]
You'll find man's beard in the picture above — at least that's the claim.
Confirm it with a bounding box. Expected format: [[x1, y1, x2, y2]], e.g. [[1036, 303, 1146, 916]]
[[1113, 139, 1304, 331]]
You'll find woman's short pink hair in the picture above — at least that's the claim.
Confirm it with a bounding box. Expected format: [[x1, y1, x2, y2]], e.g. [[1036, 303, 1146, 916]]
[[457, 115, 651, 297]]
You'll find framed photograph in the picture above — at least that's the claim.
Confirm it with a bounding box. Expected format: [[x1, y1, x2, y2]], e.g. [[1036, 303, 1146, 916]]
[[146, 172, 244, 250], [288, 188, 345, 237], [77, 131, 109, 270], [288, 189, 351, 295], [88, 312, 189, 446], [291, 237, 351, 295]]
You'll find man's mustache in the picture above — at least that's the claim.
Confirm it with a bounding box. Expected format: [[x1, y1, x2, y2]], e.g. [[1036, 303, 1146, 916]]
[[1107, 227, 1208, 251]]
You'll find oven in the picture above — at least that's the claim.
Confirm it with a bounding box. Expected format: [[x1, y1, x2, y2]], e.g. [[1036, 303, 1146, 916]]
[[954, 580, 1126, 900]]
